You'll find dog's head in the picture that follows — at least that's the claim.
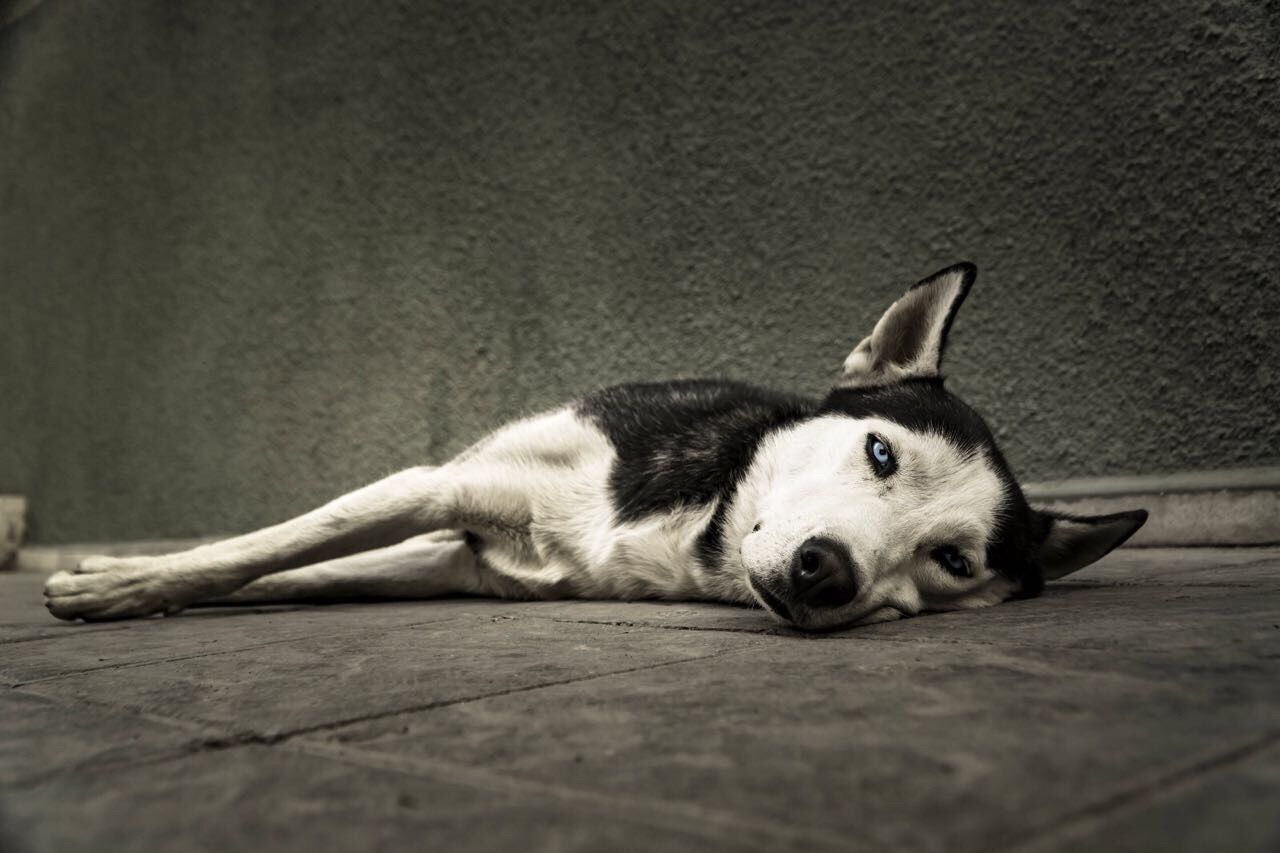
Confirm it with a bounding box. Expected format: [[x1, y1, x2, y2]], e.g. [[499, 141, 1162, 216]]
[[738, 263, 1147, 631]]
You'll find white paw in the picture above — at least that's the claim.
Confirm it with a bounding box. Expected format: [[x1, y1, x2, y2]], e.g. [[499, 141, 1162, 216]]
[[44, 556, 190, 622]]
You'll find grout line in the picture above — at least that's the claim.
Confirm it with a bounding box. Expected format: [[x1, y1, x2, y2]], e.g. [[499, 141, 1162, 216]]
[[279, 734, 849, 851], [541, 614, 795, 636], [992, 729, 1280, 853], [0, 624, 135, 646], [12, 683, 236, 738], [6, 637, 324, 688], [4, 685, 238, 788], [202, 642, 766, 746], [4, 742, 211, 790], [533, 615, 1046, 646], [2, 614, 471, 688], [535, 613, 1277, 652], [9, 641, 768, 787]]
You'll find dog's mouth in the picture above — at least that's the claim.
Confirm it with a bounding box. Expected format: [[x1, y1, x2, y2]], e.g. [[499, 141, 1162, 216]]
[[748, 576, 794, 624], [749, 574, 912, 631]]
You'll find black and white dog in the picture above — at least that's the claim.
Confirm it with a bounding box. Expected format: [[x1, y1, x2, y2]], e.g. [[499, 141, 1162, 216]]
[[45, 263, 1147, 630]]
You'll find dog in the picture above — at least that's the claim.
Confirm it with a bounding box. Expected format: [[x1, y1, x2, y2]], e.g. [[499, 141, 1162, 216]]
[[44, 262, 1147, 630]]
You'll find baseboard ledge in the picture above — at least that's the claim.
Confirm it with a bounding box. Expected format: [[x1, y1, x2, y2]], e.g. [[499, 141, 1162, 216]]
[[1024, 465, 1280, 500], [14, 537, 222, 574], [1026, 466, 1280, 547]]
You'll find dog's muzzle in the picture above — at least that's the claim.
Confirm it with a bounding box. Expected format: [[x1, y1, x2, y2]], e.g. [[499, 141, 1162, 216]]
[[789, 536, 858, 609]]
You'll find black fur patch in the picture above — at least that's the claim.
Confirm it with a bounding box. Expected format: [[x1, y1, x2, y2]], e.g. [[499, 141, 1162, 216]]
[[822, 378, 991, 454], [577, 379, 816, 568], [579, 377, 1044, 592]]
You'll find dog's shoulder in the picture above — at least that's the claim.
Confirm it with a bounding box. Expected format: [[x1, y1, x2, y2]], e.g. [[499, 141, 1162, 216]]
[[575, 379, 817, 523]]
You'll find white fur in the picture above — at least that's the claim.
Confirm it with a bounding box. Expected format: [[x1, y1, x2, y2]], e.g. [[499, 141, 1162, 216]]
[[43, 263, 1049, 628], [44, 407, 1013, 628], [724, 416, 1015, 629]]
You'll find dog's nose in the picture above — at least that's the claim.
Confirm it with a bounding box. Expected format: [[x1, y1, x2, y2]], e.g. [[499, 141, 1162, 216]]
[[790, 537, 857, 608]]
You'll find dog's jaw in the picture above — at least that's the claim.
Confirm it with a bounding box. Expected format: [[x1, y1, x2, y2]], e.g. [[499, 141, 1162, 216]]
[[746, 574, 794, 624]]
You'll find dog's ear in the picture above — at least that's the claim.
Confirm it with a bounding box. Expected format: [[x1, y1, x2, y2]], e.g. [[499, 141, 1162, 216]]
[[1034, 509, 1149, 580], [838, 262, 976, 388]]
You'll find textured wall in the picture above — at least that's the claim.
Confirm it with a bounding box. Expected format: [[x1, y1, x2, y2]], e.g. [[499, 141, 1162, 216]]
[[1, 0, 1277, 543]]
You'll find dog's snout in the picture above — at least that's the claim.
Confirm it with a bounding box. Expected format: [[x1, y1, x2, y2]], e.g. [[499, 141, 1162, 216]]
[[790, 537, 857, 608]]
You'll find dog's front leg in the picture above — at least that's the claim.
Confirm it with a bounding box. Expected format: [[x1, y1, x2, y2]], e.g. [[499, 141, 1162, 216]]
[[206, 530, 483, 605], [44, 466, 460, 621]]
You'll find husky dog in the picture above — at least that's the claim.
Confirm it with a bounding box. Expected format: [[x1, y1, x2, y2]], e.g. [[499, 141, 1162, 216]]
[[44, 263, 1146, 630]]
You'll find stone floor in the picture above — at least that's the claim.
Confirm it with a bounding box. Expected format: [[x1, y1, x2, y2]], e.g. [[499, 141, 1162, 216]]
[[1, 548, 1278, 852]]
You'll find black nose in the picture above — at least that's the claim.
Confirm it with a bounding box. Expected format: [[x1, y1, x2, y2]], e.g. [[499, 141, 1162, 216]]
[[790, 537, 857, 608]]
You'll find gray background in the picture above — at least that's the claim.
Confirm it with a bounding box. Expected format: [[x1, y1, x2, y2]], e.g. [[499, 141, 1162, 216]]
[[2, 0, 1277, 544]]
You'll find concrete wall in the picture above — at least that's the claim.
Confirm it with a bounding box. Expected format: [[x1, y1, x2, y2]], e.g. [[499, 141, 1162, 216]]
[[2, 0, 1277, 543]]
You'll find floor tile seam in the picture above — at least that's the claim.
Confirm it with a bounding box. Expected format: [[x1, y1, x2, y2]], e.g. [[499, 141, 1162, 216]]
[[529, 621, 1280, 685], [11, 682, 235, 738], [1, 741, 206, 791], [4, 567, 1274, 645], [1, 612, 478, 687], [532, 614, 1050, 644], [6, 643, 766, 761], [257, 641, 769, 743], [991, 728, 1280, 852], [823, 631, 1280, 650], [4, 636, 333, 687], [535, 614, 787, 636], [538, 615, 1035, 645], [0, 625, 133, 646], [6, 643, 768, 759], [2, 647, 771, 793], [279, 736, 851, 852], [538, 615, 1277, 651]]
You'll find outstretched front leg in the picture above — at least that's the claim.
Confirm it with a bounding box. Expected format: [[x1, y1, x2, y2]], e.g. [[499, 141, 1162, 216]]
[[208, 531, 484, 605], [44, 466, 457, 621]]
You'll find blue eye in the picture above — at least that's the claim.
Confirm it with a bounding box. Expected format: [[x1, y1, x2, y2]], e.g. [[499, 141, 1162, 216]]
[[865, 434, 897, 477], [933, 546, 971, 579]]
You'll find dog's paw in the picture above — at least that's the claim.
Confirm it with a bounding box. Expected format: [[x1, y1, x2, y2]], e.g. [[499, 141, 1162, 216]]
[[44, 560, 189, 622]]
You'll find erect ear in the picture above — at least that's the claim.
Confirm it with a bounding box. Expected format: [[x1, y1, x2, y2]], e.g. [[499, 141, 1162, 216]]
[[1035, 509, 1149, 580], [838, 262, 977, 388]]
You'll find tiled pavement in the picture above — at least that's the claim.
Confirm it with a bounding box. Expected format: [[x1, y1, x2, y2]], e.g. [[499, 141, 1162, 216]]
[[1, 548, 1278, 852]]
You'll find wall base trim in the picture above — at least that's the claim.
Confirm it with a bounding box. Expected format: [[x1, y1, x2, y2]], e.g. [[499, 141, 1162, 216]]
[[1026, 466, 1280, 547], [1023, 466, 1280, 500], [14, 537, 222, 574]]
